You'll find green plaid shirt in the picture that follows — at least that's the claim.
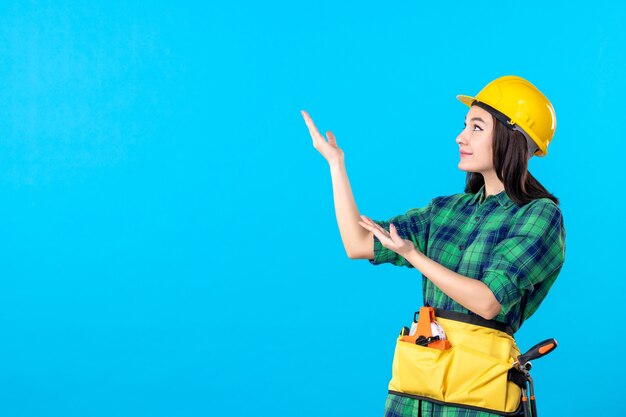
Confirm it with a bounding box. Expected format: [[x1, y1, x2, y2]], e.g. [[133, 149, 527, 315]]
[[372, 186, 566, 417]]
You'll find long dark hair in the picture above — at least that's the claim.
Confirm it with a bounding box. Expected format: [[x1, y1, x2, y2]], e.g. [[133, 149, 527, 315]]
[[464, 116, 559, 206]]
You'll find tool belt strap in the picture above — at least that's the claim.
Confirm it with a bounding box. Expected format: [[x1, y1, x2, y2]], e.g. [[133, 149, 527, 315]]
[[507, 367, 528, 390], [433, 308, 515, 337]]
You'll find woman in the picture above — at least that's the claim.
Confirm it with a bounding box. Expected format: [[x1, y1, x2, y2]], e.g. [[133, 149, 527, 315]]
[[301, 75, 565, 417]]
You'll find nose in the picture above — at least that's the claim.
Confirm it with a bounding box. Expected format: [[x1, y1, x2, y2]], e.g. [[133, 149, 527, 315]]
[[456, 129, 468, 146]]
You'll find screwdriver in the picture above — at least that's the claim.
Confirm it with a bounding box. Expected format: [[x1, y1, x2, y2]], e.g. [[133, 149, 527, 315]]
[[515, 338, 557, 368]]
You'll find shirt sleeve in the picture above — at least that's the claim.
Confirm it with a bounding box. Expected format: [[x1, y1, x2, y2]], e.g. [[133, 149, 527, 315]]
[[369, 199, 434, 268], [481, 199, 566, 321]]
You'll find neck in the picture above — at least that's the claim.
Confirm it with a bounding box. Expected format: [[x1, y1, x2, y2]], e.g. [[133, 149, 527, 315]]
[[482, 170, 505, 198]]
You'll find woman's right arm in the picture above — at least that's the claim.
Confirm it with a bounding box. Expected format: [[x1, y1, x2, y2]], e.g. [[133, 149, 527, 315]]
[[301, 110, 373, 259]]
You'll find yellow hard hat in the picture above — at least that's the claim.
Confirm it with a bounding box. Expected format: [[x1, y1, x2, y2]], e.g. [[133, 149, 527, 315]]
[[457, 76, 556, 157]]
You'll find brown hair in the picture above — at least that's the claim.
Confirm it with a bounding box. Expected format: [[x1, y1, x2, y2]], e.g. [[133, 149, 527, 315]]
[[464, 115, 559, 206]]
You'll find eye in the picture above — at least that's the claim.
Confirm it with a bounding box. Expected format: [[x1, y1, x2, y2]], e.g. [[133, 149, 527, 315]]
[[462, 123, 484, 132]]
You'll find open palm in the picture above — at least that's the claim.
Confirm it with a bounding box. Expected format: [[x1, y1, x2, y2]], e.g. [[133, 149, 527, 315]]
[[301, 110, 344, 165]]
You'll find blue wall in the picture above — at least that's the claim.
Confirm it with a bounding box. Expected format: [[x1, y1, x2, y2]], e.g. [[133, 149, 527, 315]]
[[0, 1, 624, 415]]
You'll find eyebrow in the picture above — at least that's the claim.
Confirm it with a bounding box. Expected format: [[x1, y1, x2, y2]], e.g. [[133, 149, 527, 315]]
[[464, 117, 486, 124]]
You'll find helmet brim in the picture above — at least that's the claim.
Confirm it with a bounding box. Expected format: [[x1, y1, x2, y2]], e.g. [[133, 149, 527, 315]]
[[456, 95, 475, 107]]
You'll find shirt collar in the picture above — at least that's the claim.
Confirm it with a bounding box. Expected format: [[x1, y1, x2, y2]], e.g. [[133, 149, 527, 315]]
[[468, 185, 514, 208]]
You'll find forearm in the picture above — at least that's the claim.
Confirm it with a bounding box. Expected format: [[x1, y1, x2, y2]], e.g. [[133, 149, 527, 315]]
[[403, 248, 501, 320], [329, 161, 373, 259]]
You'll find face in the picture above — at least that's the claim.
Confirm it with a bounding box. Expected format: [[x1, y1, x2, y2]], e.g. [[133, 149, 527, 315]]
[[456, 105, 495, 175]]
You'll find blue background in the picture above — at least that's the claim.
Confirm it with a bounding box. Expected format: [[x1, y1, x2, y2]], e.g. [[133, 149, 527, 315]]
[[1, 1, 624, 416]]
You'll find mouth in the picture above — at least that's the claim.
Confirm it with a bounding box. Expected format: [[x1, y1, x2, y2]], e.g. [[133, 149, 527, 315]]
[[460, 151, 472, 157]]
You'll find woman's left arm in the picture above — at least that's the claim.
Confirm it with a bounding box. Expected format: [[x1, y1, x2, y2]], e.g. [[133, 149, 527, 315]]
[[359, 215, 501, 320]]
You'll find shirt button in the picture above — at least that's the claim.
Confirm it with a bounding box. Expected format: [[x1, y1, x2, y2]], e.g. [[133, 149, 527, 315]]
[[458, 245, 464, 250], [474, 216, 480, 221]]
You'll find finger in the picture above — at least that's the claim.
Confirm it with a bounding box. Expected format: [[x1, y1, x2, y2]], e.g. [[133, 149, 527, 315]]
[[358, 219, 374, 232], [359, 221, 393, 246], [360, 215, 387, 235], [389, 223, 405, 245], [300, 110, 312, 123], [301, 110, 323, 138], [326, 131, 337, 148], [359, 215, 376, 230], [358, 219, 378, 233], [359, 218, 391, 240], [360, 214, 375, 225], [358, 219, 383, 237], [300, 110, 316, 130]]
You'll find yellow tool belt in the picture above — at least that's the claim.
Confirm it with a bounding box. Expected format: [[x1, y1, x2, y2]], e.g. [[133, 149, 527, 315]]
[[389, 309, 522, 415]]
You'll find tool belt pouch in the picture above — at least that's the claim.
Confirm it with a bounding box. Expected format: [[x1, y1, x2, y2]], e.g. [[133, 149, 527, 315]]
[[389, 312, 522, 415]]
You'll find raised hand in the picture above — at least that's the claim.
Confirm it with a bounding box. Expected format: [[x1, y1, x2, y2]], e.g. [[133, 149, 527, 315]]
[[301, 110, 344, 166]]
